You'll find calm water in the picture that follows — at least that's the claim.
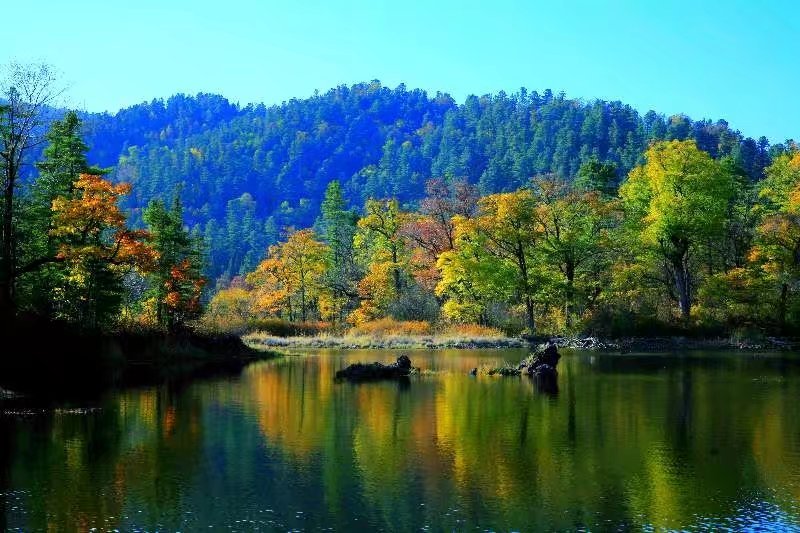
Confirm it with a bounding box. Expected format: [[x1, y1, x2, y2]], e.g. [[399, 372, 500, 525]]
[[3, 349, 800, 531]]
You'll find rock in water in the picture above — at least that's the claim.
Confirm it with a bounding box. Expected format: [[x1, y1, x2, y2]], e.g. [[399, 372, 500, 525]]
[[520, 342, 561, 381], [520, 343, 560, 371], [335, 355, 415, 381]]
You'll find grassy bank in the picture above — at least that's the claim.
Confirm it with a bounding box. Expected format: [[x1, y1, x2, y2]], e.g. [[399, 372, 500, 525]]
[[0, 317, 279, 399], [244, 331, 798, 353], [228, 318, 527, 349], [244, 331, 525, 350], [240, 319, 525, 350]]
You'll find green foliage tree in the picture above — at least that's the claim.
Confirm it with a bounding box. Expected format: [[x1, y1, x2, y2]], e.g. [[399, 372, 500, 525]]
[[436, 222, 516, 325], [317, 181, 361, 324], [619, 140, 735, 320], [748, 151, 800, 330], [574, 158, 618, 197], [531, 176, 617, 329]]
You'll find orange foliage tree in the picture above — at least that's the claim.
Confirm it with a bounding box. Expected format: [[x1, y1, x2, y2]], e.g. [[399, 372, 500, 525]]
[[50, 173, 156, 326]]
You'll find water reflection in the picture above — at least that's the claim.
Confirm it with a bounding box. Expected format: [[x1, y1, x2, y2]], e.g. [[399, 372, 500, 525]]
[[2, 349, 800, 530]]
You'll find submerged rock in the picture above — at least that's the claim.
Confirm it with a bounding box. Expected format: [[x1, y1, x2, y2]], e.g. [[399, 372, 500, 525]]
[[335, 355, 416, 381]]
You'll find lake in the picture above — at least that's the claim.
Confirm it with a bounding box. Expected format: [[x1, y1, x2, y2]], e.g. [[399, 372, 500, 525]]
[[2, 348, 800, 531]]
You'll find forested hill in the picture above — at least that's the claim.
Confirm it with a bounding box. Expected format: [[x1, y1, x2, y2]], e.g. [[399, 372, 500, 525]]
[[76, 82, 781, 283]]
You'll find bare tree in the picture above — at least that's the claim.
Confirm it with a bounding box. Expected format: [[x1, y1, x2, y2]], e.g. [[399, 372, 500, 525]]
[[0, 62, 62, 317]]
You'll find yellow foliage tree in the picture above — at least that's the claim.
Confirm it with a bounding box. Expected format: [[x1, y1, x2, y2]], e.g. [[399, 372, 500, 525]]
[[350, 199, 411, 324], [204, 287, 254, 332], [748, 151, 800, 329], [438, 190, 539, 332], [247, 229, 328, 321]]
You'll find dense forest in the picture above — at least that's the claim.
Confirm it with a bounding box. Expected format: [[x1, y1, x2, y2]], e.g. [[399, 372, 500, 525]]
[[205, 143, 800, 337], [4, 63, 800, 338], [70, 81, 784, 284]]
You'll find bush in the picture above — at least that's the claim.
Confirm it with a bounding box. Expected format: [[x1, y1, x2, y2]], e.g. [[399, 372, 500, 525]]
[[387, 283, 440, 322]]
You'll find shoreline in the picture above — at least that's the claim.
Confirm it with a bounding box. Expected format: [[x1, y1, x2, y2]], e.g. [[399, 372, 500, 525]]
[[243, 332, 526, 350], [552, 335, 799, 352], [244, 332, 800, 352], [0, 320, 280, 401]]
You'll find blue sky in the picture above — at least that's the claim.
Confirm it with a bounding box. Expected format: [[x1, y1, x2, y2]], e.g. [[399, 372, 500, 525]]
[[4, 0, 796, 142]]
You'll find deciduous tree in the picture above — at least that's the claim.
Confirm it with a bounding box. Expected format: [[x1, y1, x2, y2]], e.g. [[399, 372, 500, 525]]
[[442, 190, 539, 332], [51, 174, 156, 326], [619, 140, 735, 320], [0, 62, 61, 317], [531, 176, 617, 328], [248, 229, 328, 322]]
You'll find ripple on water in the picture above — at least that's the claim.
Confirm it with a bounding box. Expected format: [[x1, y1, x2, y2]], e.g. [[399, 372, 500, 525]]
[[678, 498, 800, 532]]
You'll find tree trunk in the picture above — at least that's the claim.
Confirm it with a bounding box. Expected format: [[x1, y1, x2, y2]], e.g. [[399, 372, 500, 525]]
[[524, 295, 536, 334], [674, 259, 691, 321], [0, 158, 17, 319], [669, 237, 691, 321], [565, 261, 575, 329], [391, 246, 401, 294], [516, 240, 535, 335], [300, 283, 307, 322], [778, 282, 788, 333]]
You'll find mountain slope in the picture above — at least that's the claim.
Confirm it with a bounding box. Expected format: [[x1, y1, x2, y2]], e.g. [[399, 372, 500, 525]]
[[77, 82, 779, 282]]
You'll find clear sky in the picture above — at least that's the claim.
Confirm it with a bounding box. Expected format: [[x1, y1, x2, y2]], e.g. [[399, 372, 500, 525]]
[[3, 0, 796, 142]]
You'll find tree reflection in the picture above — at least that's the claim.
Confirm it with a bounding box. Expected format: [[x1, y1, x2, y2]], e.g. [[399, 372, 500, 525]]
[[1, 350, 799, 530]]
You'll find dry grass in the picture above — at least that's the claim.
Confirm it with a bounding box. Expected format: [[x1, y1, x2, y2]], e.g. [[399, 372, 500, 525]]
[[349, 318, 432, 337], [244, 322, 522, 350], [240, 317, 520, 350], [444, 323, 504, 338]]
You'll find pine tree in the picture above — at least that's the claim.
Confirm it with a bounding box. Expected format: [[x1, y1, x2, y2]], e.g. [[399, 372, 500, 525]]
[[17, 111, 104, 315], [143, 196, 205, 330]]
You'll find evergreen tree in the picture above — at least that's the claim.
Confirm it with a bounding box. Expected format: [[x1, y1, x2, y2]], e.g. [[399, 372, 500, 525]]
[[17, 111, 104, 315], [143, 196, 205, 330], [318, 181, 361, 323], [574, 158, 618, 197]]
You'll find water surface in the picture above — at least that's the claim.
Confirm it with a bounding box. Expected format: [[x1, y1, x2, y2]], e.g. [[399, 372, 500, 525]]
[[2, 349, 800, 531]]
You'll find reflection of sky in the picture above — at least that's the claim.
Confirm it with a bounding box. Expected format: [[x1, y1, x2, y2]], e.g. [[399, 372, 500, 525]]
[[3, 349, 800, 531]]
